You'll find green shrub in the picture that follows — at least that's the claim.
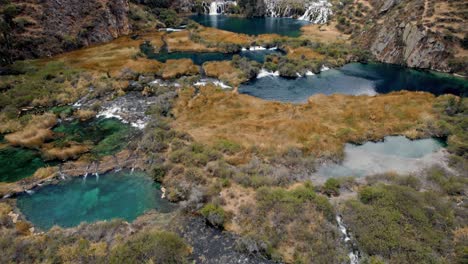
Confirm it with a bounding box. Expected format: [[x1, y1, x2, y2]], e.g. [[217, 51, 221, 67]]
[[345, 184, 455, 263], [152, 8, 181, 27], [215, 139, 242, 154], [110, 230, 189, 264], [200, 203, 226, 228], [322, 178, 340, 196], [426, 166, 466, 195], [150, 164, 167, 182]]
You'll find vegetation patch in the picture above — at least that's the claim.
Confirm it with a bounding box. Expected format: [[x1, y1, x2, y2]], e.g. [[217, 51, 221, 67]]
[[160, 59, 199, 79], [173, 86, 437, 159], [231, 182, 345, 263], [343, 183, 459, 263]]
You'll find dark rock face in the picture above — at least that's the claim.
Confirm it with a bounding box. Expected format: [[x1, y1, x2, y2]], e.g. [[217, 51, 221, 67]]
[[176, 217, 276, 264], [10, 0, 130, 60], [358, 0, 452, 72]]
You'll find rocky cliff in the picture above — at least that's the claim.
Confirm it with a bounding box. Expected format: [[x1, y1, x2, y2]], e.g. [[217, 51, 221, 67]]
[[353, 0, 467, 74], [5, 0, 131, 60]]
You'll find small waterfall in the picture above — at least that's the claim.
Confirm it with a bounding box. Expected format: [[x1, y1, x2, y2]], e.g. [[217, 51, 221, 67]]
[[113, 155, 122, 172], [209, 1, 219, 15], [205, 1, 235, 15], [336, 215, 360, 264], [264, 0, 332, 24]]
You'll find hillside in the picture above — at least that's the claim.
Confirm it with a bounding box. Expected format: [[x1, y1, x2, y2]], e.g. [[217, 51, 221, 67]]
[[1, 0, 467, 73]]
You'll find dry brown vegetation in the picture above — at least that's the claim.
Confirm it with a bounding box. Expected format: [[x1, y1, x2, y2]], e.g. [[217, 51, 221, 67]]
[[160, 59, 199, 79], [0, 114, 22, 134], [300, 23, 350, 43], [74, 110, 96, 121], [5, 113, 57, 148], [202, 61, 245, 87], [173, 86, 437, 159], [164, 30, 221, 52], [50, 32, 165, 76], [41, 144, 90, 161], [194, 26, 253, 46], [285, 46, 325, 60], [30, 166, 58, 180]]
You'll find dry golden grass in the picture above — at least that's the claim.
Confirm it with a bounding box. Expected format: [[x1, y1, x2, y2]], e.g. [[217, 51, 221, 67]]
[[31, 166, 58, 181], [0, 202, 12, 217], [164, 30, 221, 52], [195, 26, 253, 46], [202, 61, 245, 87], [74, 109, 96, 121], [220, 183, 256, 233], [161, 59, 199, 79], [5, 113, 57, 148], [173, 86, 436, 158], [42, 144, 90, 161], [0, 114, 22, 134], [49, 32, 165, 76], [15, 221, 32, 236], [300, 22, 350, 43], [254, 33, 287, 45], [285, 46, 325, 60]]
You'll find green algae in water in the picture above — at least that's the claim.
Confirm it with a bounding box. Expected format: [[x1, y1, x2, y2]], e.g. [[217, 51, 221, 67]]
[[53, 118, 135, 157], [0, 147, 46, 182], [17, 170, 174, 230]]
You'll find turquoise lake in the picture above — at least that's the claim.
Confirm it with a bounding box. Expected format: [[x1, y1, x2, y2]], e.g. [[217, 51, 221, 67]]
[[239, 63, 468, 102], [16, 170, 174, 230], [190, 15, 310, 37]]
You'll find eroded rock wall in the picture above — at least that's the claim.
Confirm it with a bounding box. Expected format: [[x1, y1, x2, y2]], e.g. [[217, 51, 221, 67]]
[[9, 0, 130, 60], [356, 0, 456, 72]]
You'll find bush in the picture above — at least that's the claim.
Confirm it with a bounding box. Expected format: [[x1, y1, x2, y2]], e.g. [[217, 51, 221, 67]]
[[322, 178, 340, 196], [200, 203, 226, 228], [426, 166, 466, 195], [345, 184, 455, 263], [215, 139, 242, 154], [152, 8, 181, 27], [169, 143, 220, 167], [110, 230, 189, 264], [150, 164, 167, 182]]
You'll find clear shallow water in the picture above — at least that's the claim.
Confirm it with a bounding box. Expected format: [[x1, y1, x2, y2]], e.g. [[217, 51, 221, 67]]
[[0, 147, 47, 182], [144, 48, 282, 64], [17, 170, 174, 230], [315, 136, 447, 178], [239, 63, 468, 102], [191, 15, 310, 37]]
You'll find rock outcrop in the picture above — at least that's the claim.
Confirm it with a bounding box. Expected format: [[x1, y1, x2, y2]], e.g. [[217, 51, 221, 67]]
[[356, 0, 464, 73], [9, 0, 130, 60]]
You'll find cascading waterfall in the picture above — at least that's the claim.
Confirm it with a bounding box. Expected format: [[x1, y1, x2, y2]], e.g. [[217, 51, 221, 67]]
[[336, 215, 360, 264], [204, 0, 236, 15], [201, 0, 331, 23], [209, 1, 218, 15], [264, 0, 332, 23]]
